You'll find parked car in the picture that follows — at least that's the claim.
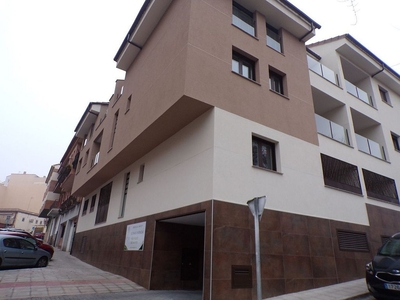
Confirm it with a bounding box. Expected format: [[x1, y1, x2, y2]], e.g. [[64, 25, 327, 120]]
[[0, 230, 54, 258], [366, 232, 400, 300], [0, 234, 50, 268]]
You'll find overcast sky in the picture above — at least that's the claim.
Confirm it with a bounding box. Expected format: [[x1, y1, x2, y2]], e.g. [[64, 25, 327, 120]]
[[0, 0, 399, 182]]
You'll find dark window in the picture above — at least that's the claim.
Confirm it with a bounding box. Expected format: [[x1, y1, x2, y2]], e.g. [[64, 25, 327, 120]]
[[266, 24, 281, 52], [138, 164, 145, 183], [18, 239, 35, 250], [119, 172, 130, 218], [82, 199, 89, 216], [232, 51, 256, 81], [126, 95, 132, 113], [320, 154, 362, 195], [232, 1, 255, 36], [95, 182, 113, 224], [269, 70, 284, 95], [252, 136, 276, 171], [379, 86, 391, 104], [392, 133, 400, 151], [3, 238, 19, 249], [337, 230, 369, 252], [362, 169, 399, 204], [110, 110, 119, 149], [89, 194, 96, 213]]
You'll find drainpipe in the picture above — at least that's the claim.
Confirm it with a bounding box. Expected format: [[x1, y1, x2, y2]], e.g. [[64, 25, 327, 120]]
[[299, 22, 315, 42], [371, 64, 385, 78]]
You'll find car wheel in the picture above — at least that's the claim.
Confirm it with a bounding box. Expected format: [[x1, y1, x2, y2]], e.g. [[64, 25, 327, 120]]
[[36, 256, 48, 268]]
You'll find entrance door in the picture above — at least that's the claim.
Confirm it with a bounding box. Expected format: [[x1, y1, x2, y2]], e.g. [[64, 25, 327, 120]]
[[181, 248, 200, 281]]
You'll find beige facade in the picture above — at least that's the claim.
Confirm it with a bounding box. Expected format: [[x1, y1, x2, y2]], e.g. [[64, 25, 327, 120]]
[[54, 0, 400, 299]]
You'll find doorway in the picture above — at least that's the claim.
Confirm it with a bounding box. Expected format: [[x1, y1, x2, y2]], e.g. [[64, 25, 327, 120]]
[[150, 212, 205, 291]]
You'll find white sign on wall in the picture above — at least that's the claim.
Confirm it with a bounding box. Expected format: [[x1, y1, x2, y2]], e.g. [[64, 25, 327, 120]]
[[124, 221, 146, 251]]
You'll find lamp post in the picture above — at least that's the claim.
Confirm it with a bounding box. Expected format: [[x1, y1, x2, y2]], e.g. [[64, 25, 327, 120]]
[[247, 196, 266, 300]]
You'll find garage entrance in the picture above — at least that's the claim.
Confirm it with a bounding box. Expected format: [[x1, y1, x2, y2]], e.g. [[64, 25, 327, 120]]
[[150, 212, 205, 292]]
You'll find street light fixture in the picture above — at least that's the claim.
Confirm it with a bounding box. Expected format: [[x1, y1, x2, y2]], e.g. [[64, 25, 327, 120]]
[[247, 196, 266, 300]]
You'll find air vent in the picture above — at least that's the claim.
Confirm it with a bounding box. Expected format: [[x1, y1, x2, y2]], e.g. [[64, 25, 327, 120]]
[[337, 230, 369, 252], [232, 265, 252, 289]]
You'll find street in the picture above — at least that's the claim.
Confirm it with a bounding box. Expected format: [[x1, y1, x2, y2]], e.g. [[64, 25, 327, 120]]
[[0, 249, 201, 300]]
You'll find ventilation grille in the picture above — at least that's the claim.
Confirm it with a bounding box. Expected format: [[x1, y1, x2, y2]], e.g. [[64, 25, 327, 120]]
[[232, 265, 252, 289], [337, 230, 369, 252]]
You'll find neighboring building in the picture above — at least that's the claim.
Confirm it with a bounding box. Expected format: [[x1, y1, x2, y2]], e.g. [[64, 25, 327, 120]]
[[39, 136, 83, 252], [60, 1, 400, 299], [0, 173, 47, 233]]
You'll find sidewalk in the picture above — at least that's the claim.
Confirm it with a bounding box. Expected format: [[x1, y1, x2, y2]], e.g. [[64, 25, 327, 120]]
[[0, 248, 370, 299]]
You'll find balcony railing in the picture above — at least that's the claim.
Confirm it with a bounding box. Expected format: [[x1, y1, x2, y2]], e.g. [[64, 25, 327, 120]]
[[355, 134, 386, 160], [232, 8, 255, 36], [315, 114, 349, 145], [344, 80, 373, 106], [307, 56, 337, 85]]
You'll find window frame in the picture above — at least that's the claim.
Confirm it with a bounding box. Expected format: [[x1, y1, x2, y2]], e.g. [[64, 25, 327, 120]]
[[379, 86, 391, 105], [266, 24, 282, 53], [82, 199, 89, 216], [119, 172, 130, 218], [232, 51, 256, 81], [362, 168, 399, 204], [95, 182, 113, 224], [232, 1, 255, 36], [89, 194, 97, 213], [392, 132, 400, 152], [252, 136, 277, 171], [269, 69, 284, 95]]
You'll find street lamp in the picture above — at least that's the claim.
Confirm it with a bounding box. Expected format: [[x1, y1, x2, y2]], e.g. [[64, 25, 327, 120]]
[[247, 196, 266, 300]]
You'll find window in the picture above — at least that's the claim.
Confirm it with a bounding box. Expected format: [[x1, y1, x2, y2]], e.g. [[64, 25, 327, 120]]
[[337, 230, 369, 252], [232, 51, 256, 81], [269, 69, 284, 95], [252, 136, 276, 171], [22, 218, 25, 222], [138, 164, 145, 183], [95, 182, 113, 224], [35, 220, 38, 224], [266, 24, 281, 52], [126, 95, 132, 113], [320, 154, 362, 195], [232, 1, 255, 36], [110, 110, 119, 149], [89, 194, 96, 213], [82, 199, 89, 216], [119, 172, 130, 218], [379, 86, 391, 105], [362, 169, 399, 204], [392, 133, 400, 152], [91, 132, 102, 167], [84, 150, 89, 166]]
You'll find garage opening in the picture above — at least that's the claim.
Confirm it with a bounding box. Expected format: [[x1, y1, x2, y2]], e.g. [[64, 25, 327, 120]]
[[150, 212, 205, 292]]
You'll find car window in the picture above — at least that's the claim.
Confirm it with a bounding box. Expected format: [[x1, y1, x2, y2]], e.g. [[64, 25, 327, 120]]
[[18, 239, 35, 250], [379, 239, 400, 256], [26, 237, 37, 245], [3, 238, 19, 249]]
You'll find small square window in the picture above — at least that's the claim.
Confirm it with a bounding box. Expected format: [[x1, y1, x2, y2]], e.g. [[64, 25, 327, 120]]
[[252, 136, 276, 171], [232, 51, 256, 81], [266, 24, 281, 52], [379, 86, 391, 105], [392, 133, 400, 152], [269, 70, 284, 95]]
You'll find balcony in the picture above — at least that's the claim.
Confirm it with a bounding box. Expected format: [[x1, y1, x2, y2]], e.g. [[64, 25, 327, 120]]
[[59, 196, 80, 215], [355, 134, 386, 160], [307, 56, 337, 85], [315, 114, 349, 145], [345, 80, 373, 106]]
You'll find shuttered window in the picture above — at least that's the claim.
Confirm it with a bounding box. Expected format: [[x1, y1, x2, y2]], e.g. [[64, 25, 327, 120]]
[[337, 230, 369, 252]]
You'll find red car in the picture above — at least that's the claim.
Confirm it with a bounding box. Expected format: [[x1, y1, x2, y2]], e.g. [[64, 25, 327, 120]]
[[0, 230, 54, 258]]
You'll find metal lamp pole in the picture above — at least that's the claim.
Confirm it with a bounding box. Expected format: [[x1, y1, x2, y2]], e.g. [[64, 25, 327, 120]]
[[247, 196, 267, 300]]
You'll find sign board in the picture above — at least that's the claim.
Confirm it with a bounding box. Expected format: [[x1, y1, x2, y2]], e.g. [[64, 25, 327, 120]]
[[124, 221, 146, 251]]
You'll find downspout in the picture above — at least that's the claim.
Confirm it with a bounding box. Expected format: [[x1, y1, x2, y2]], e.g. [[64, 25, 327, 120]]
[[371, 64, 385, 78], [126, 33, 143, 50], [299, 22, 315, 42]]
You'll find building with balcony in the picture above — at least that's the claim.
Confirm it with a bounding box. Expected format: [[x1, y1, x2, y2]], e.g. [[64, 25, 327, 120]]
[[65, 1, 400, 299], [42, 137, 83, 251]]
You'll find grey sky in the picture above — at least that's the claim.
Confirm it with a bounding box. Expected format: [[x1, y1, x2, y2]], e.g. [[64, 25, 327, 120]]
[[0, 0, 398, 182]]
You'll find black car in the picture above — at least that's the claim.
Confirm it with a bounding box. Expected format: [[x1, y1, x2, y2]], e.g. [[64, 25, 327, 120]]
[[366, 233, 400, 299]]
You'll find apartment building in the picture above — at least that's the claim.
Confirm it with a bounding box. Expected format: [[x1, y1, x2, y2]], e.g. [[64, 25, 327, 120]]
[[66, 0, 400, 299], [39, 136, 83, 251]]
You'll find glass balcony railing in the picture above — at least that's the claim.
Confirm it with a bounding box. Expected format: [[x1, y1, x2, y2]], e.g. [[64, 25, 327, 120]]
[[315, 114, 349, 145], [307, 56, 337, 85], [355, 134, 386, 160], [232, 15, 255, 36], [344, 80, 372, 105]]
